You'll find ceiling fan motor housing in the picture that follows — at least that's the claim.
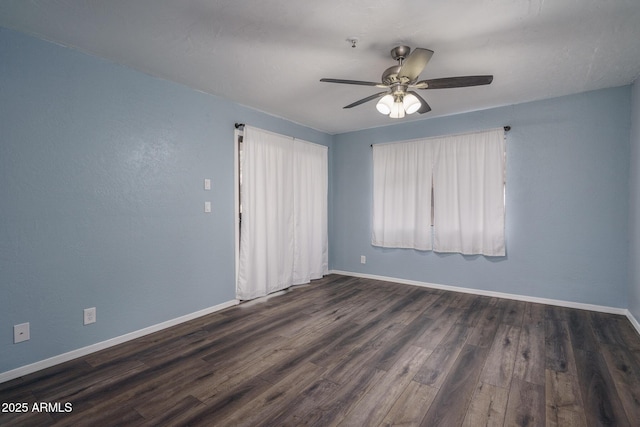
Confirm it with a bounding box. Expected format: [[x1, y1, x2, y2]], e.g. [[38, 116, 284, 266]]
[[383, 46, 414, 86], [382, 65, 402, 85], [390, 45, 411, 61]]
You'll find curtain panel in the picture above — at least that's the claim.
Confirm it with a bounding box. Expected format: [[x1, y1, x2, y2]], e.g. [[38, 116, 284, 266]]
[[372, 140, 434, 250], [433, 128, 505, 256], [237, 127, 328, 300], [372, 128, 505, 256]]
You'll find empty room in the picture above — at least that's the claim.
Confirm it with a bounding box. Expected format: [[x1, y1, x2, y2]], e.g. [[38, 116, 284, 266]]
[[2, 1, 640, 425]]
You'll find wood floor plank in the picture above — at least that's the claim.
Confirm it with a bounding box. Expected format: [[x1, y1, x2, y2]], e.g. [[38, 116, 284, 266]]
[[456, 295, 490, 326], [466, 298, 503, 348], [504, 378, 545, 427], [373, 312, 437, 372], [81, 314, 227, 367], [184, 376, 274, 426], [256, 378, 341, 426], [390, 288, 441, 325], [545, 369, 586, 427], [323, 322, 405, 384], [0, 405, 54, 427], [413, 323, 472, 388], [419, 344, 489, 426], [380, 381, 438, 427], [413, 307, 463, 350], [2, 275, 640, 426], [500, 299, 526, 326], [217, 362, 325, 427], [612, 317, 640, 351], [140, 395, 206, 427], [3, 359, 94, 397], [336, 346, 430, 426], [257, 319, 361, 385], [545, 305, 571, 322], [574, 349, 631, 426], [295, 365, 387, 427], [448, 292, 474, 309], [57, 357, 211, 425], [567, 309, 599, 353], [310, 291, 430, 368], [462, 382, 509, 427], [32, 359, 148, 403], [480, 323, 520, 388], [513, 322, 546, 386], [422, 291, 457, 319], [599, 343, 640, 423], [522, 302, 545, 326], [55, 402, 145, 426], [546, 319, 578, 375], [590, 312, 640, 352], [188, 339, 298, 403]]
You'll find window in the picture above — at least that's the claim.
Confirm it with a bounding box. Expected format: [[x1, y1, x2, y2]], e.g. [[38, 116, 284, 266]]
[[372, 128, 505, 256]]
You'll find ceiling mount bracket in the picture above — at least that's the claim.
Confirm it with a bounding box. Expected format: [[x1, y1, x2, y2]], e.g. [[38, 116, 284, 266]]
[[390, 45, 411, 62]]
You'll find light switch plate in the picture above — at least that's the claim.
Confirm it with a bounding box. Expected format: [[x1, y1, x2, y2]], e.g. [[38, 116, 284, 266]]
[[204, 201, 212, 213], [204, 178, 211, 190]]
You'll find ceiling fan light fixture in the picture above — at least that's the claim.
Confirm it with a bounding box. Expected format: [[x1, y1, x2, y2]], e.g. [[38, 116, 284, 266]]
[[376, 94, 394, 115], [403, 93, 421, 114], [389, 100, 405, 119]]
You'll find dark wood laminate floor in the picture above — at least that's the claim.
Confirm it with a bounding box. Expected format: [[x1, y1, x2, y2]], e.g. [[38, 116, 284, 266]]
[[2, 274, 640, 426]]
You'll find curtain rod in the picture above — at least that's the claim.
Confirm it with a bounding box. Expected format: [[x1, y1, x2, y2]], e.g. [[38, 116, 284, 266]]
[[370, 126, 511, 147], [239, 123, 509, 135]]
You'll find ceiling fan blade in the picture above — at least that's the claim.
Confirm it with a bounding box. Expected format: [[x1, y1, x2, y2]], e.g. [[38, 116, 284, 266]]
[[408, 91, 431, 114], [344, 92, 389, 109], [415, 75, 493, 89], [397, 48, 434, 82], [320, 78, 384, 87]]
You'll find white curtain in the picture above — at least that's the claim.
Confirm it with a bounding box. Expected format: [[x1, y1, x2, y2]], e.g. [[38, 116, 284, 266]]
[[371, 128, 505, 256], [433, 128, 505, 256], [237, 127, 328, 300], [372, 140, 434, 250], [293, 140, 329, 284]]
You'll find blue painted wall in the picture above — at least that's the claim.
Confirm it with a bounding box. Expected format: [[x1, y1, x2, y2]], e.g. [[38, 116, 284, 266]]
[[630, 79, 640, 321], [0, 27, 331, 374], [331, 87, 631, 308]]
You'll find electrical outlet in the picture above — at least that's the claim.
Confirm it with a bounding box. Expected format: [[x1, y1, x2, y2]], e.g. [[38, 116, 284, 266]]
[[204, 201, 212, 213], [84, 307, 96, 325], [14, 322, 30, 343], [361, 255, 366, 264]]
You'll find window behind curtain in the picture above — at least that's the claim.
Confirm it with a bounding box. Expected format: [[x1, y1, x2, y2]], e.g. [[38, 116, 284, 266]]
[[372, 128, 505, 256]]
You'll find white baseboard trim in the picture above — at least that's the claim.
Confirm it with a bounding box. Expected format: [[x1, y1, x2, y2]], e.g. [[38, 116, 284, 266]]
[[0, 299, 239, 384], [330, 270, 629, 316], [626, 310, 640, 336]]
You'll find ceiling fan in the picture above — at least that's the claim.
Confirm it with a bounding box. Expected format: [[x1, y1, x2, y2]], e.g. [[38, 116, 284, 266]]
[[320, 46, 493, 118]]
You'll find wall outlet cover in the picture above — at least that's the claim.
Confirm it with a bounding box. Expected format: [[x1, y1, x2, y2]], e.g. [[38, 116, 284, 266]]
[[14, 322, 30, 343], [84, 307, 96, 325]]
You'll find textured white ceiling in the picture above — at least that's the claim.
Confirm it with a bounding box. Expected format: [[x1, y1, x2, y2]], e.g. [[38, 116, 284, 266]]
[[1, 0, 639, 134]]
